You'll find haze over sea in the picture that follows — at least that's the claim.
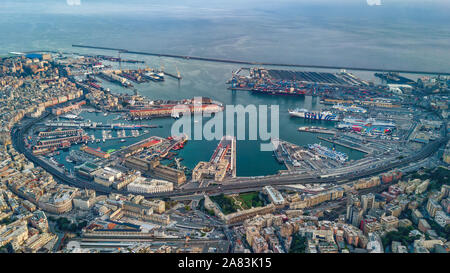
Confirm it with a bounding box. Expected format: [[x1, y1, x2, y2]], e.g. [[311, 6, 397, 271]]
[[1, 0, 449, 176]]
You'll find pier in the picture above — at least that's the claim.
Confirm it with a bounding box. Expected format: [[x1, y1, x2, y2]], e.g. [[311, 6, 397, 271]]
[[73, 44, 450, 76], [43, 121, 159, 130], [317, 136, 371, 154], [163, 71, 182, 80]]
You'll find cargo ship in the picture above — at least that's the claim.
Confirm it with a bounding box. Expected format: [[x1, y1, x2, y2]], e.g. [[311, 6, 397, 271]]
[[288, 108, 339, 121], [332, 104, 367, 113], [252, 87, 307, 96], [308, 143, 348, 162]]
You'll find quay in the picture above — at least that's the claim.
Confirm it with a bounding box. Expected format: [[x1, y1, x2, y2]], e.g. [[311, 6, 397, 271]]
[[317, 136, 371, 154], [43, 121, 160, 130]]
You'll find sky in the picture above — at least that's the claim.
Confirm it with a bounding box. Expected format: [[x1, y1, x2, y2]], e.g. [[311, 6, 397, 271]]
[[0, 0, 449, 71]]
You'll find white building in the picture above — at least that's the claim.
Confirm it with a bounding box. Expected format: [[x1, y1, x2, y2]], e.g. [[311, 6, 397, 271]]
[[263, 186, 285, 205], [127, 177, 173, 194]]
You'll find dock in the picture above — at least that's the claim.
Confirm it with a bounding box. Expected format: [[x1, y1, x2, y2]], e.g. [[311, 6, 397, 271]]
[[43, 121, 159, 130], [163, 71, 182, 80], [72, 44, 450, 76], [317, 136, 371, 154]]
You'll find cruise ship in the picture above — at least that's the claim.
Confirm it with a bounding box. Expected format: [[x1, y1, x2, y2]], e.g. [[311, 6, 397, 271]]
[[337, 117, 396, 129], [308, 143, 348, 162], [332, 104, 367, 113], [288, 108, 339, 121]]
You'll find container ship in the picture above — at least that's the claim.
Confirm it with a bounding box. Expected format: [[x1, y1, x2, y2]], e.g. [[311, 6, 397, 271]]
[[288, 108, 339, 121], [252, 87, 307, 96], [331, 104, 367, 113], [308, 143, 348, 163]]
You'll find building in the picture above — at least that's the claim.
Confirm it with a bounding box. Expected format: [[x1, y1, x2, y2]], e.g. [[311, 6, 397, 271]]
[[418, 219, 431, 233], [0, 221, 29, 249], [140, 199, 166, 214], [263, 186, 285, 206], [426, 199, 442, 218], [363, 221, 382, 236], [73, 190, 96, 210], [74, 162, 100, 180], [192, 136, 236, 182], [30, 210, 49, 232], [149, 164, 186, 186], [224, 204, 276, 225], [415, 179, 430, 195], [434, 210, 450, 228], [127, 177, 173, 194], [367, 233, 383, 253], [361, 193, 375, 212], [92, 167, 123, 187], [121, 201, 170, 225], [380, 215, 399, 229], [80, 145, 110, 159]]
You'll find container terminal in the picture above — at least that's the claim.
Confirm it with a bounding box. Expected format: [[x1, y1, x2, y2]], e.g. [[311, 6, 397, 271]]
[[374, 72, 415, 85], [226, 67, 412, 112]]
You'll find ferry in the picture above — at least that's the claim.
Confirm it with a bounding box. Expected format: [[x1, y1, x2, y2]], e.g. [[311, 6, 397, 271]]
[[145, 71, 164, 82], [308, 143, 348, 162], [338, 118, 395, 128], [298, 126, 335, 134], [332, 104, 367, 113], [288, 108, 339, 121], [60, 114, 84, 121]]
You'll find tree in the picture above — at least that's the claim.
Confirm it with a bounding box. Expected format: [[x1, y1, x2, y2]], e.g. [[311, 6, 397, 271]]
[[289, 233, 307, 253]]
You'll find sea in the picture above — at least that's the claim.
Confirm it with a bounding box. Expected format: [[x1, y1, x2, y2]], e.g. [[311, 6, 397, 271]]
[[1, 0, 449, 176]]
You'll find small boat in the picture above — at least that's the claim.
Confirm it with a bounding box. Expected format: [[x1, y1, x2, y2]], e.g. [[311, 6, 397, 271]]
[[120, 139, 126, 142]]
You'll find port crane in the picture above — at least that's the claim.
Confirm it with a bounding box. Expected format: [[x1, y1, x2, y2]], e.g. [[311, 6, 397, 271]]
[[176, 64, 181, 80], [159, 57, 164, 73]]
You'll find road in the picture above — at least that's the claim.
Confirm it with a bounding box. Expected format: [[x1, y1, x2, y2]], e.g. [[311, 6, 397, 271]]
[[11, 111, 449, 199]]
